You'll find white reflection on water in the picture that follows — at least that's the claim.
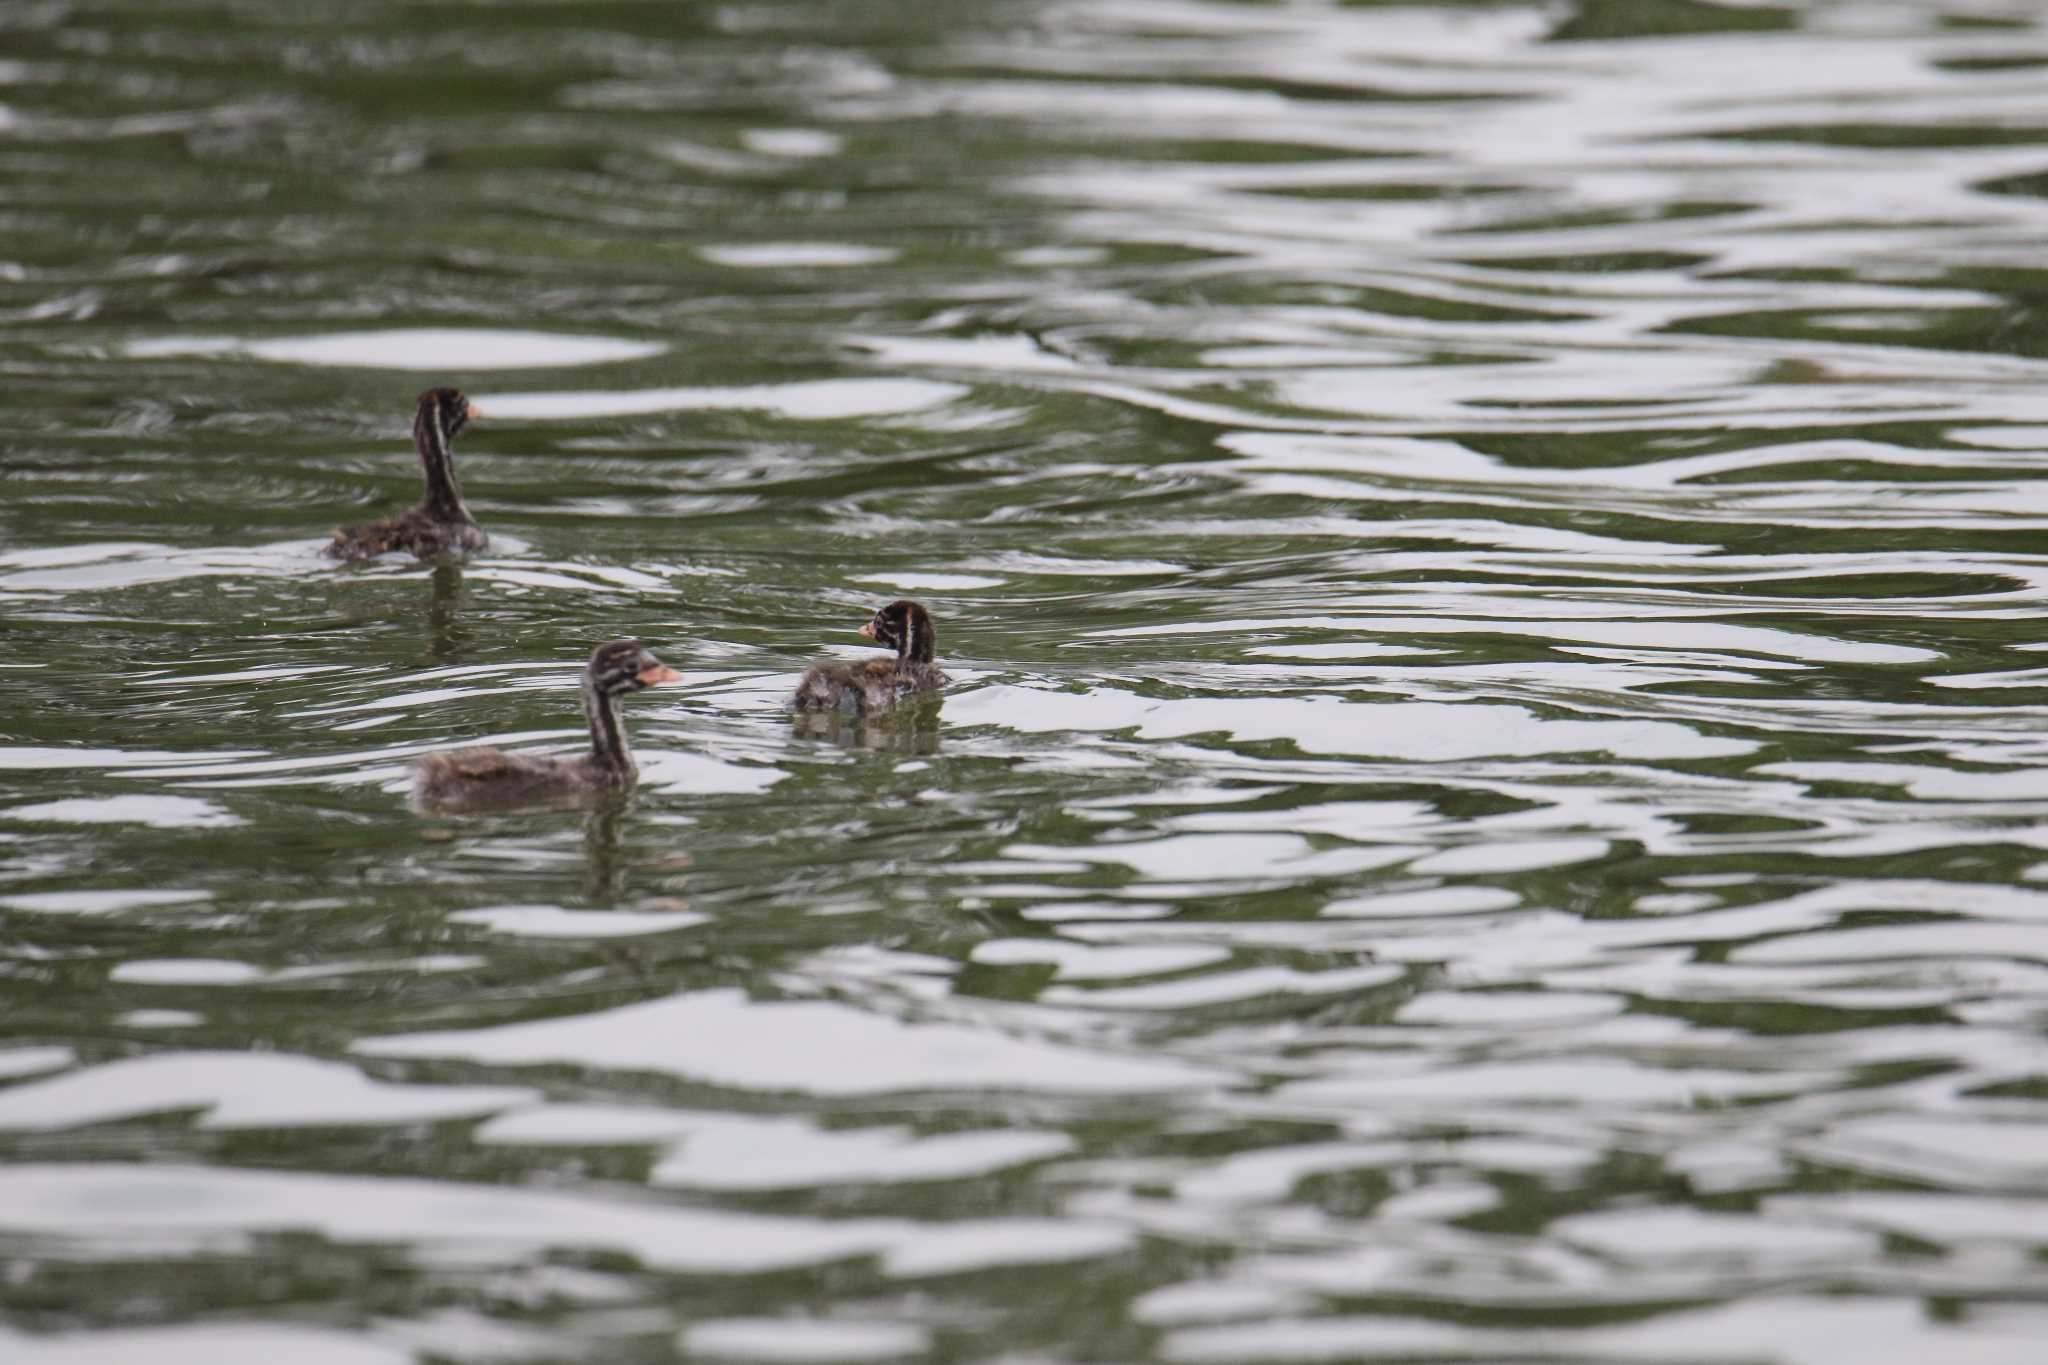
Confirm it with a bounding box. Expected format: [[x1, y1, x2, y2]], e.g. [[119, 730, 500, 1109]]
[[0, 1323, 410, 1365], [680, 1319, 929, 1362], [1, 795, 241, 829], [738, 127, 842, 157], [478, 1102, 1073, 1191], [1161, 1297, 2048, 1365], [0, 888, 211, 915], [953, 687, 1753, 760], [971, 938, 1230, 979], [700, 242, 898, 268], [107, 955, 486, 986], [355, 988, 1220, 1096], [0, 1052, 532, 1130], [0, 1163, 1131, 1278], [124, 328, 664, 369], [480, 378, 965, 420], [448, 903, 709, 937], [0, 1048, 74, 1081]]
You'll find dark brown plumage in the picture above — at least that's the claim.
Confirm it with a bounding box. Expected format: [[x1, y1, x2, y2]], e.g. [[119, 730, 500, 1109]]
[[327, 388, 486, 560], [412, 640, 680, 809], [792, 600, 948, 716]]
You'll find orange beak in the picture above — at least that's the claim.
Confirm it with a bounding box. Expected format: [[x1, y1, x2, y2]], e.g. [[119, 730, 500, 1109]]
[[857, 620, 878, 640], [636, 664, 682, 685], [464, 400, 484, 420]]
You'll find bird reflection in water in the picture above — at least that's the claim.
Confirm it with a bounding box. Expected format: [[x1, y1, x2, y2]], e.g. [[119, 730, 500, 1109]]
[[327, 559, 474, 660], [580, 794, 629, 902], [791, 695, 944, 755], [425, 561, 470, 662]]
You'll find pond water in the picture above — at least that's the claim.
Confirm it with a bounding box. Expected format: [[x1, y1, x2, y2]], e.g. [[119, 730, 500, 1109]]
[[6, 1, 2048, 1361]]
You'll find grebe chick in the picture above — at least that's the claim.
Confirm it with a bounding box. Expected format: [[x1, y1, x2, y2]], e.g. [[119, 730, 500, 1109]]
[[413, 640, 680, 808], [792, 599, 948, 716], [328, 387, 486, 560]]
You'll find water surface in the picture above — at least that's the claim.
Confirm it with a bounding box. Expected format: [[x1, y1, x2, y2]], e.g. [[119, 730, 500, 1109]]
[[6, 2, 2048, 1361]]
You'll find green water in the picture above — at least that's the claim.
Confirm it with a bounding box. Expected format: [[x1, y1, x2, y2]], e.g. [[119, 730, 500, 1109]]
[[7, 2, 2048, 1361]]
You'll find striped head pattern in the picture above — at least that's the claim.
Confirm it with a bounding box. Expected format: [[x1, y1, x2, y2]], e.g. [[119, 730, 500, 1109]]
[[587, 639, 681, 696], [414, 387, 476, 447], [857, 600, 937, 664]]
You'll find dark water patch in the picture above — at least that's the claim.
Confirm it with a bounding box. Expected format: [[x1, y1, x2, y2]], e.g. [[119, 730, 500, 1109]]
[[1547, 0, 1799, 42], [1706, 122, 2048, 150]]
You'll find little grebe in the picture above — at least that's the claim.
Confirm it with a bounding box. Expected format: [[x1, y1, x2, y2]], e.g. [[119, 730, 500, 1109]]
[[413, 639, 680, 808], [328, 387, 486, 560], [792, 599, 948, 716]]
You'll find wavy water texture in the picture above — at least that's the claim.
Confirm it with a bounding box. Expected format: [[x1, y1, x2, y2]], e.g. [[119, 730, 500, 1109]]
[[5, 0, 2048, 1362]]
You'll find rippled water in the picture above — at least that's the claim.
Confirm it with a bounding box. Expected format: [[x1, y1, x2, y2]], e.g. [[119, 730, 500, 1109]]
[[7, 1, 2048, 1360]]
